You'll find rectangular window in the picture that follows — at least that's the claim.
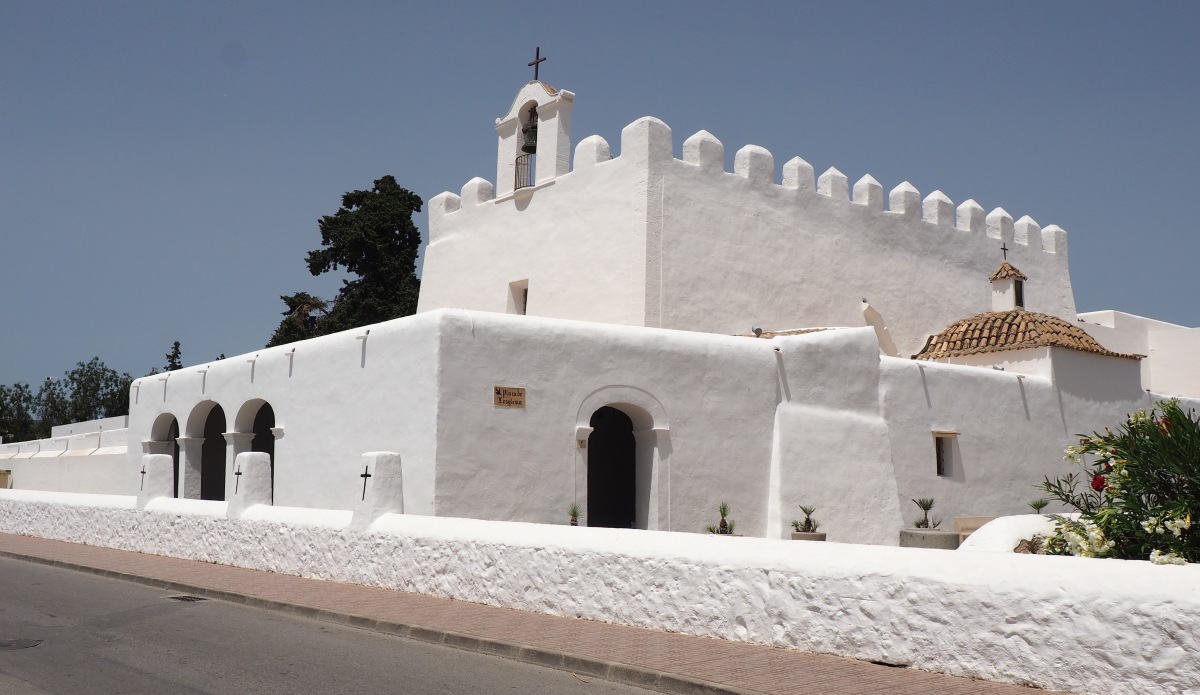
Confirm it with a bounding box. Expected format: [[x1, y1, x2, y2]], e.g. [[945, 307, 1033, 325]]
[[934, 433, 955, 477], [1014, 279, 1025, 309], [507, 280, 529, 315]]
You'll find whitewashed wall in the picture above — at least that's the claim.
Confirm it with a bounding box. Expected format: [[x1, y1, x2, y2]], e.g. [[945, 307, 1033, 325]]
[[0, 493, 1194, 695], [126, 312, 443, 514], [430, 310, 781, 535], [418, 141, 647, 327], [0, 429, 130, 494], [419, 108, 1076, 357]]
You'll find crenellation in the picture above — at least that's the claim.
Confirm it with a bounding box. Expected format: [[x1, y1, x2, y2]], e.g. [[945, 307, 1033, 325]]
[[436, 110, 1069, 258], [985, 207, 1014, 243], [923, 191, 954, 226], [853, 174, 883, 209], [818, 167, 849, 200], [620, 116, 673, 169], [459, 177, 494, 207], [888, 182, 920, 219], [427, 191, 462, 243], [1041, 224, 1068, 255], [957, 199, 984, 233], [781, 156, 814, 192], [1013, 215, 1041, 248], [734, 145, 774, 186], [573, 135, 612, 170], [683, 130, 723, 172]]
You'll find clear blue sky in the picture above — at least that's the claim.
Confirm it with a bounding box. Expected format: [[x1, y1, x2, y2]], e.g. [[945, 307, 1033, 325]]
[[3, 1, 1198, 386]]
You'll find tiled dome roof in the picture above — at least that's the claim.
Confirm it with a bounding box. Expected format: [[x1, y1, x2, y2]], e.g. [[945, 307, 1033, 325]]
[[913, 310, 1142, 360]]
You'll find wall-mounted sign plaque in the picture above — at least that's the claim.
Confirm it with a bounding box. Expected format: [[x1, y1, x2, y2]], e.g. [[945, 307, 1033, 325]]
[[493, 386, 526, 408]]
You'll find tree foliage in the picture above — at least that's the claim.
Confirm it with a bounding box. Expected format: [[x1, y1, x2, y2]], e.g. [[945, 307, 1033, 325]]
[[1, 357, 137, 443], [1041, 400, 1199, 564], [267, 175, 423, 347], [165, 341, 183, 371]]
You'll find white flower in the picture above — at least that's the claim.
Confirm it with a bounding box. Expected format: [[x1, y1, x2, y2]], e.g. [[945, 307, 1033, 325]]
[[1149, 549, 1187, 566]]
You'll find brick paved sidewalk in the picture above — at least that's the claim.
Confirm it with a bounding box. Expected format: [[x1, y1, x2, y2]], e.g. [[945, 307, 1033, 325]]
[[0, 533, 1070, 695]]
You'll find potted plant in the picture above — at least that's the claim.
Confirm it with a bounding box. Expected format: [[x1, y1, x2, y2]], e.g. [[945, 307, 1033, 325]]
[[790, 504, 826, 541], [568, 503, 579, 526], [899, 497, 959, 549], [705, 502, 736, 535]]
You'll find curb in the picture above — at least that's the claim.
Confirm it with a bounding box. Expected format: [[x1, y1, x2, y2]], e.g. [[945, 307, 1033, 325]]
[[0, 549, 756, 695]]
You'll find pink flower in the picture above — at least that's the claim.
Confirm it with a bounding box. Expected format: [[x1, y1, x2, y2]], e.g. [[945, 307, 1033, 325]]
[[1091, 474, 1106, 492]]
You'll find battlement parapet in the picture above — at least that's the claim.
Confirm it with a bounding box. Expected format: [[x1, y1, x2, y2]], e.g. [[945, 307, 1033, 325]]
[[431, 117, 1068, 256]]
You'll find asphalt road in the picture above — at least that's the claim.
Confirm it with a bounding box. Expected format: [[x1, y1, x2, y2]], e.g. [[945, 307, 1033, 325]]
[[0, 556, 662, 695]]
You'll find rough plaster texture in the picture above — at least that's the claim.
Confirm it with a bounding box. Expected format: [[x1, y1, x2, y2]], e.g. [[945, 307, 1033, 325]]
[[0, 493, 1195, 695]]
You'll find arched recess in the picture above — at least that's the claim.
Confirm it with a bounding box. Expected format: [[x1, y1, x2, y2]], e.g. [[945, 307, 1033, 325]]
[[574, 385, 671, 531], [184, 401, 227, 502], [235, 398, 276, 504], [514, 99, 539, 189], [149, 413, 180, 498]]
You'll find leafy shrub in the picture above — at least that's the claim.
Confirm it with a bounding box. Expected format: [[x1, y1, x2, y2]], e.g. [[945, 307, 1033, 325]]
[[1041, 400, 1197, 564]]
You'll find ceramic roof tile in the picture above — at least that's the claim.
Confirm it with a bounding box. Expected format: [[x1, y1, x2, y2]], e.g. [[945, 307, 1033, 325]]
[[913, 310, 1142, 361], [988, 262, 1028, 282]]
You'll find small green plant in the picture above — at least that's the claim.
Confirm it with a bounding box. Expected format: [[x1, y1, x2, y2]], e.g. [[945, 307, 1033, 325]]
[[911, 498, 942, 529], [791, 504, 820, 533], [567, 503, 579, 526], [706, 502, 735, 534], [1028, 498, 1049, 514]]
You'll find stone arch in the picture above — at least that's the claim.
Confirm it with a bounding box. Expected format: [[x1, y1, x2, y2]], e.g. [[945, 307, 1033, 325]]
[[185, 400, 222, 438], [234, 398, 276, 504], [574, 385, 670, 531], [182, 401, 227, 501], [149, 413, 180, 498]]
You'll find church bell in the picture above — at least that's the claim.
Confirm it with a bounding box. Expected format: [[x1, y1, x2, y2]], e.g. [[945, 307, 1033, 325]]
[[521, 107, 538, 154]]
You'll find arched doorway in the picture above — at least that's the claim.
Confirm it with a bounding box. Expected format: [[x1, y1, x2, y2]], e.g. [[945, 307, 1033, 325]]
[[250, 402, 275, 504], [587, 406, 636, 528], [200, 405, 226, 501]]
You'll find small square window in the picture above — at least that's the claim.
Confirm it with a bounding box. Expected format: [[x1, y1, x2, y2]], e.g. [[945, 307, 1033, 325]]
[[508, 280, 529, 315], [934, 433, 956, 477]]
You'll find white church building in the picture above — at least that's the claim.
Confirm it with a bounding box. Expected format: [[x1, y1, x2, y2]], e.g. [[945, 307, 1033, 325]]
[[5, 79, 1200, 545]]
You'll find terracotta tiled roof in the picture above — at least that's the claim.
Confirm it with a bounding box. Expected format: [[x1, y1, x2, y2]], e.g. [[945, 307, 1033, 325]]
[[988, 262, 1028, 282], [913, 310, 1142, 360]]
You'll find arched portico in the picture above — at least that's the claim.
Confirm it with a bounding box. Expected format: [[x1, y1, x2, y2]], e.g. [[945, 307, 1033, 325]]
[[179, 401, 227, 501], [574, 386, 671, 531], [234, 399, 277, 505], [147, 413, 180, 497]]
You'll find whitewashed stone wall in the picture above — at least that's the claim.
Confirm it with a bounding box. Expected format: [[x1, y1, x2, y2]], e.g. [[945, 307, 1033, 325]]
[[0, 493, 1194, 695], [420, 112, 1076, 358]]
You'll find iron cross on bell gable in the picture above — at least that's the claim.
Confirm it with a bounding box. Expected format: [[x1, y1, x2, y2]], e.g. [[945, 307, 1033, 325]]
[[528, 46, 546, 81]]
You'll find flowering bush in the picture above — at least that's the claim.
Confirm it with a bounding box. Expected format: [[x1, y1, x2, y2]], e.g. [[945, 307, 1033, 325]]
[[1040, 399, 1197, 564]]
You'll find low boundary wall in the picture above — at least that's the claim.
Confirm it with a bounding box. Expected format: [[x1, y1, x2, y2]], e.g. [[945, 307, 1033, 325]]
[[0, 491, 1195, 695]]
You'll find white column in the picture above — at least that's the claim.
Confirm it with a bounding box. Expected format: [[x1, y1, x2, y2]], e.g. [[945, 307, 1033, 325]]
[[574, 426, 593, 527], [223, 432, 255, 502], [176, 437, 204, 500], [633, 427, 670, 531]]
